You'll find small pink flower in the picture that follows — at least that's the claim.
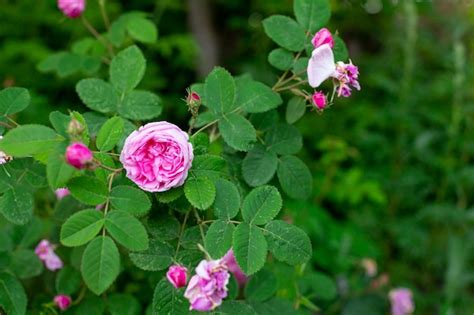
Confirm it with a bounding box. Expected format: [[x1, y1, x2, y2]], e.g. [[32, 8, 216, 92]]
[[311, 28, 334, 49], [35, 240, 63, 271], [57, 0, 85, 19], [311, 91, 327, 110], [167, 265, 188, 288], [184, 259, 230, 311], [0, 136, 12, 165], [65, 142, 93, 170], [389, 288, 415, 315], [333, 61, 360, 97], [54, 295, 72, 311], [221, 250, 247, 286], [120, 122, 193, 192], [55, 188, 70, 200]]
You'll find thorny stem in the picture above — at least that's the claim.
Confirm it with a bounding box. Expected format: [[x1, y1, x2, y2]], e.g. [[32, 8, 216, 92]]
[[81, 16, 114, 57], [174, 211, 190, 260]]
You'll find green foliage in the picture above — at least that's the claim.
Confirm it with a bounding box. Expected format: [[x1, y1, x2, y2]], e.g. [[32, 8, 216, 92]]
[[0, 125, 62, 157], [110, 185, 151, 217], [68, 176, 109, 206], [242, 185, 282, 225], [129, 239, 173, 271], [242, 145, 278, 187], [268, 48, 294, 71], [0, 87, 30, 116], [277, 155, 313, 199], [110, 45, 146, 94], [96, 116, 124, 151], [0, 272, 27, 315], [184, 176, 216, 210], [293, 0, 331, 32], [213, 179, 241, 220], [205, 220, 234, 258], [262, 15, 306, 52], [105, 210, 149, 251], [233, 223, 268, 275], [60, 209, 105, 247], [152, 279, 189, 315]]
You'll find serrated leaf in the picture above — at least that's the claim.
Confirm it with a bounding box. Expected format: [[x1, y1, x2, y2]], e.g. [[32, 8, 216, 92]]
[[262, 15, 306, 52], [156, 187, 183, 203], [245, 269, 277, 302], [76, 78, 119, 113], [49, 111, 70, 137], [184, 177, 216, 210], [0, 124, 62, 157], [233, 223, 267, 275], [268, 48, 294, 71], [218, 301, 257, 314], [96, 116, 124, 151], [110, 45, 146, 93], [47, 144, 76, 189], [146, 214, 180, 241], [152, 279, 189, 315], [108, 293, 142, 315], [219, 113, 256, 151], [56, 266, 82, 295], [293, 0, 331, 33], [333, 35, 349, 62], [68, 176, 108, 206], [204, 67, 236, 114], [60, 209, 105, 247], [277, 155, 312, 200], [242, 144, 278, 187], [285, 97, 306, 124], [127, 17, 158, 44], [205, 220, 234, 259], [0, 87, 30, 116], [242, 186, 282, 225], [265, 123, 302, 155], [249, 111, 279, 132], [0, 188, 33, 225], [129, 239, 173, 271], [105, 210, 149, 251], [264, 220, 312, 265], [191, 154, 227, 180], [236, 80, 282, 113], [118, 90, 162, 120], [81, 236, 120, 295], [213, 179, 240, 220], [110, 185, 151, 217], [0, 272, 27, 315]]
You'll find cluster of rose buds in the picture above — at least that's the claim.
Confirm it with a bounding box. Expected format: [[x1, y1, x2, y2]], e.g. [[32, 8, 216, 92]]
[[0, 136, 12, 165], [35, 240, 63, 271], [307, 28, 360, 111], [57, 0, 85, 19], [54, 295, 72, 311], [65, 142, 93, 170]]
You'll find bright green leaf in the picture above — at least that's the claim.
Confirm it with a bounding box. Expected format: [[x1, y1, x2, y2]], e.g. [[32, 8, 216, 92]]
[[0, 125, 62, 157], [110, 45, 146, 93], [242, 144, 278, 187], [184, 177, 216, 210], [285, 97, 306, 124], [0, 272, 27, 315], [205, 220, 234, 259], [204, 67, 236, 114], [105, 210, 149, 251], [96, 116, 124, 151], [68, 176, 108, 206], [213, 179, 240, 220], [233, 223, 267, 275], [277, 155, 312, 200], [236, 80, 282, 114], [218, 113, 256, 151], [60, 209, 105, 247], [152, 279, 189, 315], [127, 18, 158, 44], [118, 90, 162, 120], [293, 0, 331, 33], [262, 15, 306, 52], [110, 185, 151, 217], [0, 188, 33, 225], [242, 186, 282, 225], [268, 48, 294, 71], [0, 87, 30, 116], [76, 78, 119, 114]]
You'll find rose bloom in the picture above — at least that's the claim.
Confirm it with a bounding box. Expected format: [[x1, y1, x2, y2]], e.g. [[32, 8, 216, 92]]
[[54, 295, 72, 311], [120, 122, 193, 192], [57, 0, 86, 18], [167, 265, 188, 289], [389, 288, 415, 315], [35, 240, 63, 271]]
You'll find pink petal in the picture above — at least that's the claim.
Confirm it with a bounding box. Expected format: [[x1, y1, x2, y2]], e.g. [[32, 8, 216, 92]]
[[307, 44, 336, 88]]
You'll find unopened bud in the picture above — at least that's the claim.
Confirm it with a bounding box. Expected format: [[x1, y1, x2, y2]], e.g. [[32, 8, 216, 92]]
[[67, 118, 84, 137]]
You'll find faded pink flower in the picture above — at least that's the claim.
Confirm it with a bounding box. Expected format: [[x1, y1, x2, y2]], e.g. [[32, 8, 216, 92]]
[[221, 249, 247, 286], [65, 142, 93, 169], [311, 91, 327, 110], [57, 0, 85, 19], [167, 265, 188, 289], [55, 188, 70, 200], [307, 44, 336, 88], [120, 122, 193, 192], [311, 28, 334, 49], [54, 295, 72, 311], [389, 288, 414, 315], [333, 61, 360, 97], [184, 259, 230, 311], [35, 240, 63, 271], [0, 136, 12, 165]]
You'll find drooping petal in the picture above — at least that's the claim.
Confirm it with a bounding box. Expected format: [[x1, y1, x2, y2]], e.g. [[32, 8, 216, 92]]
[[307, 44, 336, 88]]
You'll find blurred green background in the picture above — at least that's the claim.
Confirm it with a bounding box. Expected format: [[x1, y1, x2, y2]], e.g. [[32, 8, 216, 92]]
[[1, 0, 473, 314]]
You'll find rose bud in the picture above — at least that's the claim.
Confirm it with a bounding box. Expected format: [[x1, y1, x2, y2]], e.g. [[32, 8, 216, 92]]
[[54, 295, 72, 311], [186, 90, 201, 106], [312, 91, 327, 110], [167, 265, 188, 289], [57, 0, 86, 19], [65, 142, 93, 169], [67, 118, 85, 137], [55, 188, 70, 200], [311, 28, 334, 49]]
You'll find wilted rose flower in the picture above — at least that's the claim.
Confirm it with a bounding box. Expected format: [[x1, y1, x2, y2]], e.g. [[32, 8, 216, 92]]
[[221, 249, 247, 286], [311, 91, 327, 110], [184, 259, 230, 311], [120, 122, 193, 192], [167, 265, 188, 289], [311, 28, 334, 49], [35, 240, 63, 271], [389, 288, 415, 315], [57, 0, 86, 19], [333, 61, 360, 97], [0, 136, 12, 165], [307, 44, 336, 88], [54, 295, 72, 310], [65, 142, 93, 169], [55, 188, 70, 200]]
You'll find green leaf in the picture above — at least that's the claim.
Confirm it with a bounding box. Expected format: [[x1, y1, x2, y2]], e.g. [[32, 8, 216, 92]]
[[81, 236, 120, 295], [265, 124, 302, 155], [0, 124, 62, 157], [333, 35, 349, 62], [156, 187, 183, 204], [204, 67, 236, 114], [233, 223, 267, 275], [70, 111, 90, 145], [118, 90, 162, 120], [236, 80, 282, 114], [213, 179, 240, 220], [285, 97, 306, 124], [94, 151, 116, 183], [147, 214, 180, 241], [96, 116, 124, 151], [127, 17, 158, 44], [0, 188, 33, 225], [105, 210, 149, 251], [250, 111, 278, 132], [68, 176, 108, 206], [242, 186, 282, 226], [76, 78, 119, 114], [152, 279, 189, 315], [250, 298, 298, 315], [264, 220, 312, 265], [219, 113, 256, 151], [60, 209, 105, 247], [129, 239, 173, 271], [191, 154, 228, 180], [277, 155, 312, 200], [47, 144, 76, 189], [218, 301, 257, 314], [245, 269, 277, 302], [293, 0, 331, 33], [184, 177, 216, 210], [0, 87, 30, 116], [110, 45, 146, 93], [298, 272, 337, 300], [205, 220, 234, 259], [242, 144, 278, 187], [268, 48, 294, 71], [56, 266, 82, 295], [108, 293, 142, 315], [75, 296, 106, 315], [262, 15, 306, 52], [0, 272, 27, 315], [49, 111, 70, 137], [10, 249, 43, 279], [110, 185, 151, 217]]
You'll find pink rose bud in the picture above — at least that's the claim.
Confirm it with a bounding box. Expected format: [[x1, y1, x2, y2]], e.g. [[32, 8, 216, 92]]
[[54, 295, 72, 311], [65, 142, 93, 169], [167, 265, 188, 288], [389, 288, 415, 315], [312, 91, 327, 110], [57, 0, 86, 19], [55, 188, 70, 200], [67, 118, 84, 137], [120, 122, 193, 192], [311, 28, 334, 49]]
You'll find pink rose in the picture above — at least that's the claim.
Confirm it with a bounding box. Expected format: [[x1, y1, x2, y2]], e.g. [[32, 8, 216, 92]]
[[35, 240, 63, 271], [311, 91, 327, 110], [55, 188, 70, 200], [311, 28, 334, 49], [57, 0, 85, 19], [389, 288, 415, 315], [120, 122, 193, 192], [167, 265, 188, 288], [65, 142, 93, 169], [54, 295, 72, 311]]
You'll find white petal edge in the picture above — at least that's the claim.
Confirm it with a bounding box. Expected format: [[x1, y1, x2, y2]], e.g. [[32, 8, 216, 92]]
[[307, 44, 336, 88]]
